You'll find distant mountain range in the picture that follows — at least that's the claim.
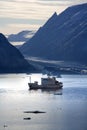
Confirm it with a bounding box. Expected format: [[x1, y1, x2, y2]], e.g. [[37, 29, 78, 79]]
[[0, 33, 35, 73], [20, 3, 87, 65], [8, 30, 36, 42]]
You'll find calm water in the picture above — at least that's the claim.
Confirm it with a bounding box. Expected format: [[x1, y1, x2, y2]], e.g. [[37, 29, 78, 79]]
[[0, 74, 87, 130]]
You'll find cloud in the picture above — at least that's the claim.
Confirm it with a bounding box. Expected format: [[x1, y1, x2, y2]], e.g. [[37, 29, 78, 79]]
[[0, 23, 40, 34], [0, 0, 86, 34], [37, 0, 87, 6], [0, 0, 68, 20], [8, 23, 41, 30], [37, 0, 71, 5], [1, 0, 86, 21], [0, 0, 49, 20]]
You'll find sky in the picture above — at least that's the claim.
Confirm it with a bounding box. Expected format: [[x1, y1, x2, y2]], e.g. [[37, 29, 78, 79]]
[[0, 0, 87, 34]]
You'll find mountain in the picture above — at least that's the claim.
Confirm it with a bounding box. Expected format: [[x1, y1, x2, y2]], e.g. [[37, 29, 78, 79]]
[[8, 30, 36, 42], [0, 33, 35, 73], [20, 3, 87, 65]]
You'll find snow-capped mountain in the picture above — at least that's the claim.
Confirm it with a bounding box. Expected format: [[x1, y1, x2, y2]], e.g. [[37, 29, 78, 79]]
[[8, 30, 36, 42], [20, 3, 87, 64]]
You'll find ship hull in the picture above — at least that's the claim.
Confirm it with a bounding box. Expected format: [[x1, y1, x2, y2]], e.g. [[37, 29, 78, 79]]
[[28, 83, 63, 90]]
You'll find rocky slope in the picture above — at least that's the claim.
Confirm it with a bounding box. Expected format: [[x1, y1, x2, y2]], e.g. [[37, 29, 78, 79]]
[[20, 3, 87, 64], [0, 33, 35, 73]]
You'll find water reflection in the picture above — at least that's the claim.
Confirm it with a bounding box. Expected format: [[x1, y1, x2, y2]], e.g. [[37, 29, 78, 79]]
[[29, 88, 63, 95], [41, 88, 63, 95], [0, 74, 87, 130]]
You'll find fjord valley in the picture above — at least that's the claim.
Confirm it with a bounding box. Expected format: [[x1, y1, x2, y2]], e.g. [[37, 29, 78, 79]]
[[0, 2, 87, 130]]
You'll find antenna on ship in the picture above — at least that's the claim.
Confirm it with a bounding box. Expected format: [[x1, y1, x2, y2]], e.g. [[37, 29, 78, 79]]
[[47, 72, 51, 78], [29, 76, 31, 83]]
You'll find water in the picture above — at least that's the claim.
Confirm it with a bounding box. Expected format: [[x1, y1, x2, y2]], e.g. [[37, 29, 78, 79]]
[[0, 74, 87, 130]]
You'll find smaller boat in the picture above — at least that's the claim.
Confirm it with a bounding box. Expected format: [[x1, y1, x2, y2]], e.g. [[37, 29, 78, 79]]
[[28, 76, 63, 90]]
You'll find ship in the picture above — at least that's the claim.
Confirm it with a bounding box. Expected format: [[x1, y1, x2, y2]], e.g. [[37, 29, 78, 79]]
[[28, 76, 63, 90]]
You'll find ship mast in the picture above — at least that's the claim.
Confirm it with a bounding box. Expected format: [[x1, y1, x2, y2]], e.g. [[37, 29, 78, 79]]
[[29, 76, 31, 83]]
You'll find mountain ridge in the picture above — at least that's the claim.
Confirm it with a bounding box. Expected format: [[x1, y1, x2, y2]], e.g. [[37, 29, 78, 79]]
[[20, 3, 87, 64], [0, 33, 36, 73], [8, 30, 36, 43]]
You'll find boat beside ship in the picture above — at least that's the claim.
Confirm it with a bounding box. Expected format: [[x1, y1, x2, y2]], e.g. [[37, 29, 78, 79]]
[[28, 76, 63, 90]]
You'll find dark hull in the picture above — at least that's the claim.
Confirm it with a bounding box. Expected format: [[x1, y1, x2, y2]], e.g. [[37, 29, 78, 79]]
[[28, 83, 63, 90]]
